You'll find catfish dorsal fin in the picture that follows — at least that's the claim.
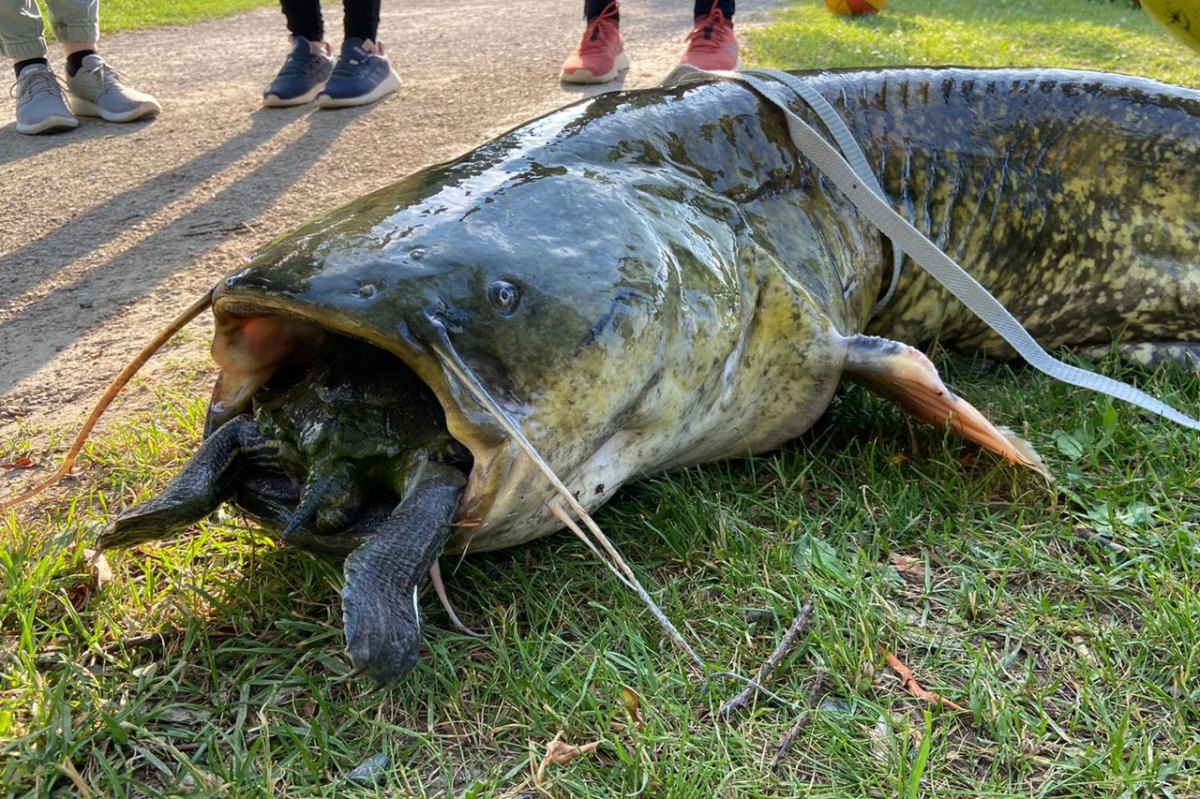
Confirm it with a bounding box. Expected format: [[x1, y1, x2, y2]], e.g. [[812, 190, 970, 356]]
[[843, 334, 1050, 480]]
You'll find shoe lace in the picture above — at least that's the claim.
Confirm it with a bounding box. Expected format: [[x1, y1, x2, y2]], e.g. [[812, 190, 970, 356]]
[[10, 68, 68, 101], [79, 59, 129, 91], [278, 46, 326, 79], [331, 43, 380, 79], [684, 3, 732, 51], [579, 2, 621, 55]]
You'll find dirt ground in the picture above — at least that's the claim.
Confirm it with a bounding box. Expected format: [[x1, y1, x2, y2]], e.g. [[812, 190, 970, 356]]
[[0, 0, 777, 472]]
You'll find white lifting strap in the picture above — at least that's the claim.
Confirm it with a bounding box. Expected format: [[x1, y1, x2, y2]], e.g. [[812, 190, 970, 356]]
[[662, 66, 1200, 432]]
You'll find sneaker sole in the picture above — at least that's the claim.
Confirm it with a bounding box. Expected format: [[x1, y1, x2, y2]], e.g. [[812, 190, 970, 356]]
[[71, 97, 161, 123], [560, 51, 631, 84], [16, 114, 79, 135], [316, 71, 402, 109], [678, 55, 742, 71], [263, 82, 327, 108]]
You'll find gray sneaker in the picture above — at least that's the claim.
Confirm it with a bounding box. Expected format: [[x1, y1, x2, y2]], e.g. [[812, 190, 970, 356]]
[[66, 54, 161, 122], [12, 64, 79, 135]]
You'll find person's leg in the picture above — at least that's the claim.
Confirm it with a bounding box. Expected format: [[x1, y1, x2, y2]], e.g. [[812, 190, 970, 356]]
[[280, 0, 325, 42], [560, 1, 628, 84], [15, 0, 160, 124], [263, 0, 334, 106], [314, 0, 400, 109], [1, 0, 55, 63], [31, 0, 159, 123], [1, 0, 78, 134], [692, 0, 733, 18], [680, 0, 739, 71], [342, 0, 380, 42], [583, 0, 612, 21], [42, 0, 99, 55]]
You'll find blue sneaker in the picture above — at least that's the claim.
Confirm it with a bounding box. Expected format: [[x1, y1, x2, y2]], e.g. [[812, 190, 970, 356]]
[[263, 36, 334, 107], [316, 38, 401, 109]]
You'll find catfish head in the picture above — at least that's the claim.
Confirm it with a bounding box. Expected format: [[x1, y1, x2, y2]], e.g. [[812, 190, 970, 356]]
[[205, 145, 747, 552]]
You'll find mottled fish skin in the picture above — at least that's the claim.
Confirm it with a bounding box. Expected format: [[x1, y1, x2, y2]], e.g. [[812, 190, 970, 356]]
[[210, 68, 1200, 553], [800, 68, 1200, 357]]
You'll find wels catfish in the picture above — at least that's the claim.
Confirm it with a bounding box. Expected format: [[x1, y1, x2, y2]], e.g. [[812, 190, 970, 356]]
[[60, 67, 1200, 685]]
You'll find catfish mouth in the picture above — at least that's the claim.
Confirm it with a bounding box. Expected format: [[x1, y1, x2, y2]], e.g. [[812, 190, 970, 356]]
[[205, 296, 509, 543]]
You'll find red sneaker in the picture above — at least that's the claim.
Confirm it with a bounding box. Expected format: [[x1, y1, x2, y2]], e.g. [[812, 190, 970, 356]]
[[680, 4, 740, 71], [560, 3, 630, 84]]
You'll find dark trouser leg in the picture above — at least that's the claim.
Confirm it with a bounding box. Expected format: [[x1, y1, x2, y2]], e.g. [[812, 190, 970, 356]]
[[584, 0, 615, 22], [343, 0, 382, 41], [693, 0, 734, 17], [280, 0, 324, 41]]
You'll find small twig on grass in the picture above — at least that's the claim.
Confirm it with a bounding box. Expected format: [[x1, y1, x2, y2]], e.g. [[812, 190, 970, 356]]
[[58, 758, 93, 798], [719, 599, 814, 719], [770, 672, 827, 770], [878, 645, 966, 712], [37, 627, 240, 670], [1073, 524, 1128, 553]]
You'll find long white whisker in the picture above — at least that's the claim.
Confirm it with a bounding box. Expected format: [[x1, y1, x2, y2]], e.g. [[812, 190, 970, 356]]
[[549, 504, 638, 593], [426, 316, 708, 673]]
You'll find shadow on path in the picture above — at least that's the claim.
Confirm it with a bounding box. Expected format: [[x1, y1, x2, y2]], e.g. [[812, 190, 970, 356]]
[[0, 105, 369, 392], [0, 113, 153, 170]]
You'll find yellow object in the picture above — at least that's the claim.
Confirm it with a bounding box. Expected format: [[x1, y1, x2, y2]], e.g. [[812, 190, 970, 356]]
[[824, 0, 888, 16], [1141, 0, 1200, 53]]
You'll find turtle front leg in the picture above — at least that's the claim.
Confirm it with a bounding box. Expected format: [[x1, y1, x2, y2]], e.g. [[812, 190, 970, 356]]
[[341, 462, 465, 687], [98, 415, 277, 550]]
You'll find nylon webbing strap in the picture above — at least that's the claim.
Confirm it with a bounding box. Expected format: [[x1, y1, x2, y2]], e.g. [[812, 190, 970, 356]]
[[661, 66, 1200, 432], [738, 68, 904, 316], [666, 65, 902, 314]]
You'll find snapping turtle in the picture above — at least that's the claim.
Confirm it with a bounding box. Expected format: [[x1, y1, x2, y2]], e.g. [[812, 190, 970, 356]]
[[99, 336, 472, 685]]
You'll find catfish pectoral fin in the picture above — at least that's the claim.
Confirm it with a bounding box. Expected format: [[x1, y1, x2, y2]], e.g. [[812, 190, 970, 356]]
[[843, 334, 1049, 479], [99, 415, 274, 550], [342, 462, 466, 688]]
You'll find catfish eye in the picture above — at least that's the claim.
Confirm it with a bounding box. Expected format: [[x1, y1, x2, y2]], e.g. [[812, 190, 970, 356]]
[[488, 280, 521, 315]]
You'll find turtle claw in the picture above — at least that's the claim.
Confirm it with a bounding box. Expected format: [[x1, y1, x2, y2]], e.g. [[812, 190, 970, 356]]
[[340, 463, 465, 688], [343, 583, 423, 687], [98, 416, 274, 551]]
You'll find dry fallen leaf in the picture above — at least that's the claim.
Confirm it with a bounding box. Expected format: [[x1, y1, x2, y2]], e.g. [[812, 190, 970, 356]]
[[621, 686, 644, 729], [535, 732, 604, 784], [66, 584, 91, 611], [83, 549, 114, 589], [889, 554, 926, 580], [879, 646, 966, 712], [1, 456, 36, 469]]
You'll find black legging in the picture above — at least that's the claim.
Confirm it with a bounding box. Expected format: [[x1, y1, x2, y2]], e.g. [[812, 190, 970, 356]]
[[583, 0, 734, 21], [279, 0, 382, 42]]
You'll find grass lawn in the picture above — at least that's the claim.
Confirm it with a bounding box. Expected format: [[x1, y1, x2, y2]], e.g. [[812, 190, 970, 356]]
[[78, 0, 276, 36], [751, 0, 1200, 85], [4, 1, 1200, 797]]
